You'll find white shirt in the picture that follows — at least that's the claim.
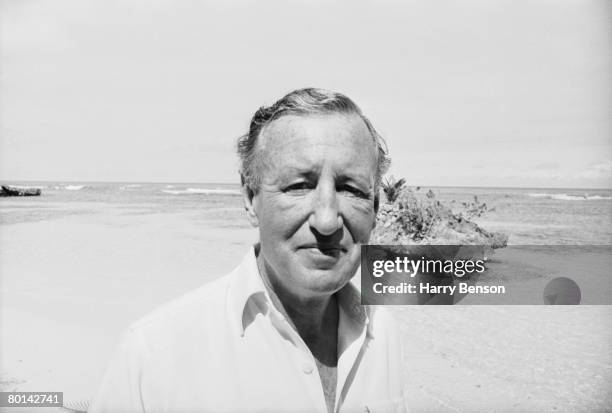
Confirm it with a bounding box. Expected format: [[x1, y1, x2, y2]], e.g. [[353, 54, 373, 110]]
[[89, 248, 407, 413]]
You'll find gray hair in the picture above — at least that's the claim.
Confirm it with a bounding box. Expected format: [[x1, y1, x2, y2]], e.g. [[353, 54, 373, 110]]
[[237, 88, 391, 192]]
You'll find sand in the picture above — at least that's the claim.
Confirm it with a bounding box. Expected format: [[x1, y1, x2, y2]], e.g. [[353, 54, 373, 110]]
[[1, 210, 611, 412], [395, 306, 611, 412]]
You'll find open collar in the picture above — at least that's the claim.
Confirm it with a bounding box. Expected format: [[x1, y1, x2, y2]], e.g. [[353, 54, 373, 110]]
[[226, 246, 374, 339]]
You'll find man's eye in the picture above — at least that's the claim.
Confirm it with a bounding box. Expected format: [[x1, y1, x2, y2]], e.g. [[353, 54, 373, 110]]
[[285, 182, 313, 192], [338, 185, 369, 198]]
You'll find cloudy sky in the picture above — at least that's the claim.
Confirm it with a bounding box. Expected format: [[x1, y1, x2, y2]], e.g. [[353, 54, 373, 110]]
[[1, 0, 610, 188]]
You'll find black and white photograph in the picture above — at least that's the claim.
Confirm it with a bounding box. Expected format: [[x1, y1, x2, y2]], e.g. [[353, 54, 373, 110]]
[[1, 1, 611, 412]]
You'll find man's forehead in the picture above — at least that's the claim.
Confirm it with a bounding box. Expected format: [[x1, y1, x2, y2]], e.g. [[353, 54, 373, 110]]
[[253, 113, 378, 185], [257, 112, 375, 153]]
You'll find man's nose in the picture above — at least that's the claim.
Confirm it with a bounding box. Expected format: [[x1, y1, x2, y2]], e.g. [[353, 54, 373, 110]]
[[308, 184, 343, 236]]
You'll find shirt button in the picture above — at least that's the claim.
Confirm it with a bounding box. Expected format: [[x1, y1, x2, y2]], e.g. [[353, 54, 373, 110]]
[[302, 362, 314, 374]]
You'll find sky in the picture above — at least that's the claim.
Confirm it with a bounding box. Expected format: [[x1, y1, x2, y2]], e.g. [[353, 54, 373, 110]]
[[1, 0, 611, 188]]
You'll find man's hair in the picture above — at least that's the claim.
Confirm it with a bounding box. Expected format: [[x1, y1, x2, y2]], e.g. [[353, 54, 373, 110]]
[[237, 88, 391, 192]]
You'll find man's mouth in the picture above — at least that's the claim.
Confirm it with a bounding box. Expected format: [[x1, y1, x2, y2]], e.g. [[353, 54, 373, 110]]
[[299, 244, 347, 257]]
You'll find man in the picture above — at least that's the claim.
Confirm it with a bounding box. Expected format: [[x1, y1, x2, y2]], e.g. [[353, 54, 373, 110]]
[[90, 88, 407, 413]]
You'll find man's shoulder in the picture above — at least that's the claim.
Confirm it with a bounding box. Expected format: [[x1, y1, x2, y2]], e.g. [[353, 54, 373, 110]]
[[128, 274, 231, 338]]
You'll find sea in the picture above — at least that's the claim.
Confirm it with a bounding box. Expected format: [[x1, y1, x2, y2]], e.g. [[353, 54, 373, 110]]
[[1, 182, 611, 245]]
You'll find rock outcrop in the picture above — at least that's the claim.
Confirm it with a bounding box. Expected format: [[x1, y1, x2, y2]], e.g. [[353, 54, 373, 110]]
[[0, 185, 41, 197], [372, 186, 507, 248]]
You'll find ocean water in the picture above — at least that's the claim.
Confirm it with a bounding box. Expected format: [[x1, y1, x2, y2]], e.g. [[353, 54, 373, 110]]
[[1, 182, 611, 244]]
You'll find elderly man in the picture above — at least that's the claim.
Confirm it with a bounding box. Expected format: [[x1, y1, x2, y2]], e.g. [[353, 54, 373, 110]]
[[90, 88, 406, 413]]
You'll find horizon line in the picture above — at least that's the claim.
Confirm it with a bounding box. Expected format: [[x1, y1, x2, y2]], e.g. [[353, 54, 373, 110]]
[[1, 179, 610, 192]]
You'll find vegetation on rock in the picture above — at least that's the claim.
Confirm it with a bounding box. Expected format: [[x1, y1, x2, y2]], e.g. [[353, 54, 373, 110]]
[[372, 178, 508, 248], [381, 176, 406, 203]]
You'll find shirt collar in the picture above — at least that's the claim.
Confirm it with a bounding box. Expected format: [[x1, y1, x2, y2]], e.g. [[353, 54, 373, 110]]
[[226, 247, 267, 337], [227, 246, 374, 338]]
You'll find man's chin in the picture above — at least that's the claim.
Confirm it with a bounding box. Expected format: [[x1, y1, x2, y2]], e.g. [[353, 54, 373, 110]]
[[292, 261, 357, 295]]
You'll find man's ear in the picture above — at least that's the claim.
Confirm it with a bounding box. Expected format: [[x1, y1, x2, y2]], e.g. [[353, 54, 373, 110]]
[[241, 177, 259, 227]]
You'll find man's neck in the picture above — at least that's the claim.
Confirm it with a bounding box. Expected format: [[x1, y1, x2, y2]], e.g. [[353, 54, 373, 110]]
[[283, 295, 338, 351], [262, 273, 337, 342]]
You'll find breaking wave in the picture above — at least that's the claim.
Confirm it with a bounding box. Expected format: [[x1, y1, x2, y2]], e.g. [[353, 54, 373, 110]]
[[64, 185, 88, 191], [161, 188, 241, 196], [528, 193, 612, 201], [120, 184, 142, 190]]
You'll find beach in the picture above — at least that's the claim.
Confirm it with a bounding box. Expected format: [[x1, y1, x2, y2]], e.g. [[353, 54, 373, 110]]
[[1, 183, 611, 411]]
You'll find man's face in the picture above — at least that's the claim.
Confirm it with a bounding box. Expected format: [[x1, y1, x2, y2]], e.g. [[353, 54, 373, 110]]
[[246, 113, 378, 300]]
